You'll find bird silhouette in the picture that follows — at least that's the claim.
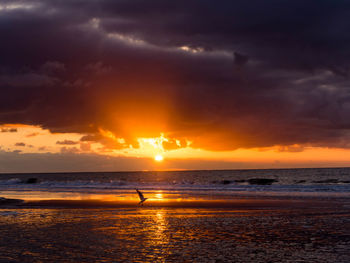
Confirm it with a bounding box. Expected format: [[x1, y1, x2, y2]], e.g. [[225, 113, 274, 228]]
[[136, 189, 148, 206]]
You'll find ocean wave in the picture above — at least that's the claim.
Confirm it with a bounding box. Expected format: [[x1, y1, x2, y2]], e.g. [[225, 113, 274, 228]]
[[0, 178, 349, 195]]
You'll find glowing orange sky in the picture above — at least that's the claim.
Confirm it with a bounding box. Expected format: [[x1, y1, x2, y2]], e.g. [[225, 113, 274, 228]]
[[1, 124, 350, 172]]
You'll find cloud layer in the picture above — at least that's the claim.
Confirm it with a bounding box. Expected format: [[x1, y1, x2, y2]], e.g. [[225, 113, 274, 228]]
[[1, 0, 350, 151]]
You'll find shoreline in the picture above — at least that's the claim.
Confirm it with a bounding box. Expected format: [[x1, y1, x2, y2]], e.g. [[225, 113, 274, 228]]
[[1, 196, 349, 210]]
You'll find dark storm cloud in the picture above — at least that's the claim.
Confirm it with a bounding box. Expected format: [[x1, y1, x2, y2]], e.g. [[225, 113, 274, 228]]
[[1, 0, 350, 150]]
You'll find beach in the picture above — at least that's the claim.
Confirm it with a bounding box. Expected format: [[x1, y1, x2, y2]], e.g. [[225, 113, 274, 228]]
[[0, 169, 350, 262], [0, 194, 350, 262]]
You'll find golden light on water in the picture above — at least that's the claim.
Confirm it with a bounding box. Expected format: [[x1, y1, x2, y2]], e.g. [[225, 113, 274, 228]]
[[155, 191, 164, 199]]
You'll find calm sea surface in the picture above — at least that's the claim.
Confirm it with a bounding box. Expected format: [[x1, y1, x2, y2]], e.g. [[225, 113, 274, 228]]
[[0, 168, 350, 200]]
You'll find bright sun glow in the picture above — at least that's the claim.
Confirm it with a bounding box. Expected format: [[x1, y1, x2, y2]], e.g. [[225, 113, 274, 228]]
[[154, 154, 164, 162]]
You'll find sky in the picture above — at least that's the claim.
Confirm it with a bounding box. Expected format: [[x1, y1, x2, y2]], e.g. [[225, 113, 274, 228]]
[[1, 0, 350, 172]]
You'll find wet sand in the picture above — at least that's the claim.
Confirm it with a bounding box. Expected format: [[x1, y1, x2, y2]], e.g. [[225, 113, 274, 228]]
[[0, 196, 349, 262]]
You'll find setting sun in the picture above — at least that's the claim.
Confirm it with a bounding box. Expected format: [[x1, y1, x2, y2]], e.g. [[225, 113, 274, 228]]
[[154, 154, 164, 162]]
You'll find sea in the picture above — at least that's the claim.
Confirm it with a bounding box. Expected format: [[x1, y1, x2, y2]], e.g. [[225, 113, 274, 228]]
[[1, 167, 350, 262], [0, 167, 350, 201]]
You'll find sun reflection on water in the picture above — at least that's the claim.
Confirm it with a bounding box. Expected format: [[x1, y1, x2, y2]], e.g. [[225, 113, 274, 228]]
[[155, 191, 164, 200]]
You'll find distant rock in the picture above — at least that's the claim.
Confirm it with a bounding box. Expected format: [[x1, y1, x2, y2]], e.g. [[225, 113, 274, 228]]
[[312, 179, 338, 184], [211, 180, 232, 184], [234, 179, 246, 183], [221, 180, 232, 185], [0, 197, 24, 205], [25, 178, 38, 184], [295, 180, 306, 184], [248, 178, 277, 185]]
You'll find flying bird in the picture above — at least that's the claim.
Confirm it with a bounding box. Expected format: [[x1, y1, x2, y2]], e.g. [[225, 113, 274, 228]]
[[136, 189, 148, 206]]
